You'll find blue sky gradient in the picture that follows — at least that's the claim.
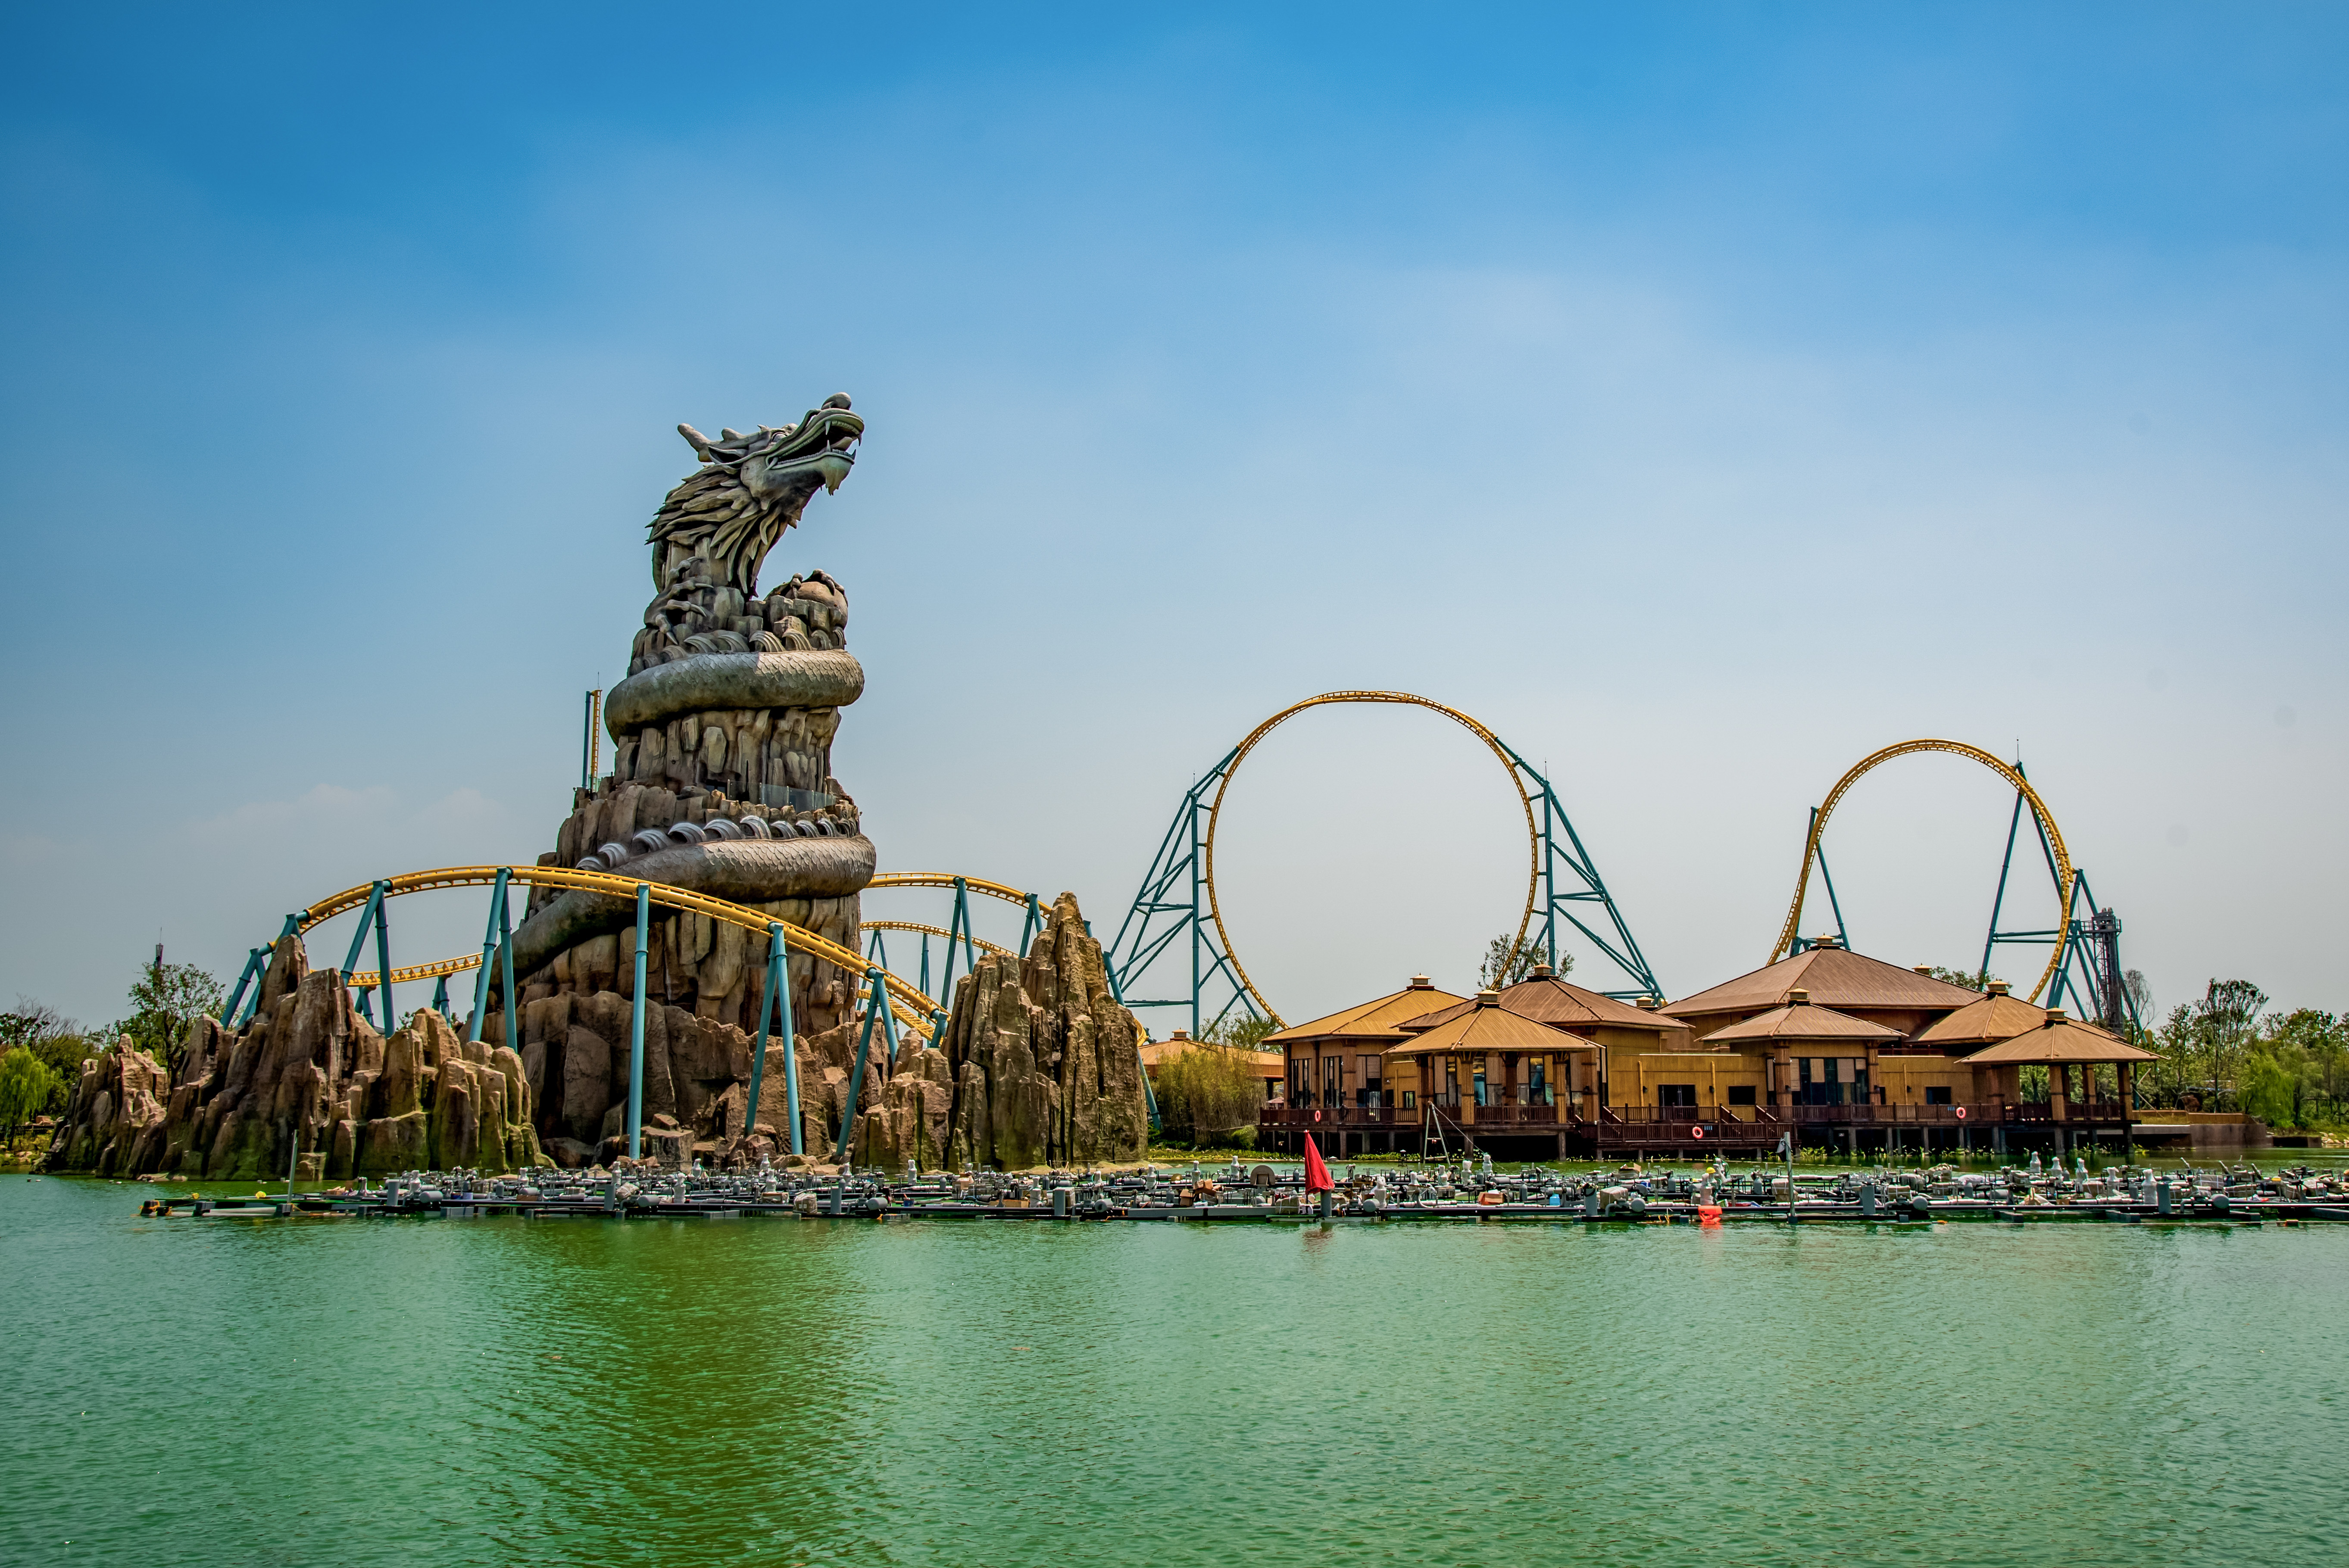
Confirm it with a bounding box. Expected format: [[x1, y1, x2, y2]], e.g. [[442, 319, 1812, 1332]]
[[3, 5, 2343, 1029]]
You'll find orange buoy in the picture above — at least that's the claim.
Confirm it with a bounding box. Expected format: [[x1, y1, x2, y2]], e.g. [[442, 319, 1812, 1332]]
[[1697, 1204, 1723, 1226]]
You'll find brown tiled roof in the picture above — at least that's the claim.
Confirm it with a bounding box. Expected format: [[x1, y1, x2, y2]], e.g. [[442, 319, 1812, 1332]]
[[1662, 947, 1980, 1017], [1912, 992, 2047, 1047], [1962, 1018, 2157, 1065], [1699, 1003, 1905, 1045], [1383, 1001, 1595, 1057], [1264, 981, 1472, 1046], [1401, 974, 1676, 1034]]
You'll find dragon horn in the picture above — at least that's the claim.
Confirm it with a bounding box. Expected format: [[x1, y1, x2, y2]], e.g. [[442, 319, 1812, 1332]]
[[678, 423, 714, 459]]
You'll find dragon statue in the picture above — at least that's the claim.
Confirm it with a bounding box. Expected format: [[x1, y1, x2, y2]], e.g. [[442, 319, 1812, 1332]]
[[650, 394, 863, 596]]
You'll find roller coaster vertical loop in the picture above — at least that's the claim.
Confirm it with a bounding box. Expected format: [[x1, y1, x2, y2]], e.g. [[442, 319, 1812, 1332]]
[[1106, 692, 1660, 1034], [1770, 739, 2074, 1003]]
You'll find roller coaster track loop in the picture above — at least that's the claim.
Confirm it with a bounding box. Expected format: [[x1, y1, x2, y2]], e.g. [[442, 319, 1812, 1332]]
[[1768, 739, 2073, 1003], [1203, 691, 1542, 1031], [294, 865, 940, 1037], [859, 919, 1016, 959]]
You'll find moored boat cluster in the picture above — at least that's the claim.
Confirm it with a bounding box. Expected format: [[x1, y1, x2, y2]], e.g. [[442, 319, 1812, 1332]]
[[133, 1152, 2349, 1224]]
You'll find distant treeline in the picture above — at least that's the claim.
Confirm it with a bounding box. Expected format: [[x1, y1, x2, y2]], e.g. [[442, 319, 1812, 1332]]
[[2, 958, 225, 1143]]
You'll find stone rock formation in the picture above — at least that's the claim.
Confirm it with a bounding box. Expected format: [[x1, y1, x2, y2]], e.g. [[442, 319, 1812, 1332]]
[[41, 397, 1146, 1180], [941, 894, 1150, 1171], [44, 937, 544, 1180]]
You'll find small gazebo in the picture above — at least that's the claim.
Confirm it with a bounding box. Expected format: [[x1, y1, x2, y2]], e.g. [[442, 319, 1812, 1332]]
[[1957, 1009, 2157, 1155]]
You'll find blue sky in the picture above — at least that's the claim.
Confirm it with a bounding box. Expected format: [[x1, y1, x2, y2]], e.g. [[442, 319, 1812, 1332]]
[[3, 4, 2343, 1030]]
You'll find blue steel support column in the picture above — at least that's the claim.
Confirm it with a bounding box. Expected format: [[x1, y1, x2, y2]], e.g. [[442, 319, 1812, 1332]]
[[221, 946, 269, 1028], [747, 923, 791, 1149], [627, 883, 649, 1159], [497, 878, 518, 1058], [1539, 790, 1559, 965], [342, 884, 384, 975], [1100, 955, 1161, 1134], [1982, 786, 2027, 981], [781, 945, 805, 1157], [372, 887, 395, 1031], [239, 915, 303, 1025], [939, 877, 978, 1002], [430, 973, 450, 1017], [1189, 793, 1202, 1039], [466, 868, 511, 1044], [1815, 842, 1851, 953], [1022, 892, 1043, 953], [832, 967, 888, 1166]]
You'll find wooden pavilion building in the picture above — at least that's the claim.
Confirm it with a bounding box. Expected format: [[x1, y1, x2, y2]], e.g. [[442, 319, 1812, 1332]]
[[1256, 940, 2158, 1160]]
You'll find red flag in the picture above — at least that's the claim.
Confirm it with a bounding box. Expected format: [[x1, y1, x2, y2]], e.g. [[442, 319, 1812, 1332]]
[[1302, 1133, 1335, 1193]]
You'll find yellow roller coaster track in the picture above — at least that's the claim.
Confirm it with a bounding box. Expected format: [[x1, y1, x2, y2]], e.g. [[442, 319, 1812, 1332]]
[[865, 871, 1040, 909], [296, 865, 940, 1038], [1769, 739, 2073, 1003], [1204, 691, 1541, 1031], [348, 953, 482, 990], [858, 918, 1016, 959]]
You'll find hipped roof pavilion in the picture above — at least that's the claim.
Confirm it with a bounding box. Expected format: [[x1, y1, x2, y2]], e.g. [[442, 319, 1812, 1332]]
[[1662, 942, 1983, 1038], [1698, 989, 1906, 1049], [1264, 975, 1473, 1049], [1909, 982, 2051, 1052], [1381, 989, 1598, 1067], [1961, 1011, 2158, 1067], [1399, 967, 1693, 1049]]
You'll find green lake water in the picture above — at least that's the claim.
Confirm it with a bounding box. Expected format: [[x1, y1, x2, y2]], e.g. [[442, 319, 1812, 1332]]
[[6, 1173, 2345, 1568]]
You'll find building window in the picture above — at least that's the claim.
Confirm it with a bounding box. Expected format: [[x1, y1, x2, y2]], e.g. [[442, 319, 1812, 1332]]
[[1358, 1054, 1381, 1106], [1324, 1056, 1340, 1106], [1527, 1058, 1549, 1103], [1402, 1090, 1416, 1109], [1659, 1083, 1697, 1112], [1728, 1085, 1756, 1106], [1473, 1070, 1488, 1106], [1925, 1086, 1952, 1105]]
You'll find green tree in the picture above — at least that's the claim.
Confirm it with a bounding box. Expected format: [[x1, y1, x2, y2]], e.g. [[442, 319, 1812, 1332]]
[[1, 995, 94, 1091], [1479, 932, 1569, 990], [2151, 1003, 2199, 1106], [0, 1049, 63, 1145], [1921, 966, 1999, 991], [2197, 978, 2268, 1100], [104, 956, 225, 1071], [1204, 1012, 1278, 1050], [2239, 1047, 2299, 1129], [1153, 1042, 1265, 1148]]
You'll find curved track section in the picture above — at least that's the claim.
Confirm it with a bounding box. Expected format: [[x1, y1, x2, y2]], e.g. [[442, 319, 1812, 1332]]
[[347, 953, 482, 990], [300, 865, 940, 1037], [1769, 739, 2074, 1002], [1204, 691, 1541, 1030], [859, 918, 1016, 959], [866, 871, 1040, 910]]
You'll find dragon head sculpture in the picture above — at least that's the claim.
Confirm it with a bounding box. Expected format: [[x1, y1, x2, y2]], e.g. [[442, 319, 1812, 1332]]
[[649, 394, 864, 594]]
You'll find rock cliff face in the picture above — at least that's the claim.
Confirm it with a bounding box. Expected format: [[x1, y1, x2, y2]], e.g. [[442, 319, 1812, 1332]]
[[939, 894, 1150, 1171], [45, 937, 544, 1180]]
